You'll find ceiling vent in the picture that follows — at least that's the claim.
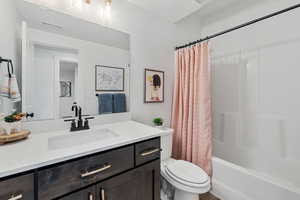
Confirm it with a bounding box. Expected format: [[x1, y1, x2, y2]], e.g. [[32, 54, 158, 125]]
[[41, 22, 63, 29]]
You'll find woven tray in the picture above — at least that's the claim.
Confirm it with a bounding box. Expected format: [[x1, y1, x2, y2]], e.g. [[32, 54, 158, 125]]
[[0, 130, 31, 145]]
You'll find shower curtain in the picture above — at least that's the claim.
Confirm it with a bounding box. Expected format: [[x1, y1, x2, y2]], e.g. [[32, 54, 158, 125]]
[[171, 42, 212, 176]]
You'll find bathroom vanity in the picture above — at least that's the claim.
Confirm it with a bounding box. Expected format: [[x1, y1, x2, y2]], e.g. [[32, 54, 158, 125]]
[[0, 121, 169, 200]]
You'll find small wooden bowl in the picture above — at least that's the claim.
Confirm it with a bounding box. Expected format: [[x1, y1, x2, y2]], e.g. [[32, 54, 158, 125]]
[[0, 130, 31, 145]]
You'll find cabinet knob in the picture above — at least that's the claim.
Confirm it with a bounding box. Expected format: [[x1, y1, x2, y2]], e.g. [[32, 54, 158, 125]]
[[8, 194, 23, 200]]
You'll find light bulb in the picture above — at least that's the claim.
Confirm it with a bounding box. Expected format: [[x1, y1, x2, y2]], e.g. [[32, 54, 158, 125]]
[[105, 3, 111, 11], [104, 0, 112, 19], [99, 7, 105, 20], [71, 0, 83, 10]]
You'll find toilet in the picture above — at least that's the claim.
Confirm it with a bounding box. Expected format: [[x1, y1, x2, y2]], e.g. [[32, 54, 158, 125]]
[[160, 130, 211, 200]]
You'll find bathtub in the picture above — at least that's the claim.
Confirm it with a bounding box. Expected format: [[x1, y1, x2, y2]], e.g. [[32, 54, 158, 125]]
[[211, 157, 300, 200]]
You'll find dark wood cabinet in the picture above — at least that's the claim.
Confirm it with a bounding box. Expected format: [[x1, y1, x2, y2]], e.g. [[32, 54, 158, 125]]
[[134, 160, 161, 200], [58, 186, 96, 200], [38, 146, 134, 200], [135, 138, 161, 166], [0, 174, 34, 200], [0, 137, 161, 200], [96, 169, 140, 200], [60, 159, 161, 200]]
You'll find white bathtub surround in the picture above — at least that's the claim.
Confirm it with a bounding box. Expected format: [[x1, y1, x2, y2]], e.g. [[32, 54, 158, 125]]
[[0, 120, 170, 178], [211, 157, 300, 200]]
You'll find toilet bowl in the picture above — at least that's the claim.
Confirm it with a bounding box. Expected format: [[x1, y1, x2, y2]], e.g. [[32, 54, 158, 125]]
[[160, 130, 210, 200], [161, 158, 210, 200]]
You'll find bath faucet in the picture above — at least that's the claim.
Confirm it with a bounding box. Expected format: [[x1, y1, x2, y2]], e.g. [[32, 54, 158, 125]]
[[71, 102, 79, 117], [65, 104, 94, 132]]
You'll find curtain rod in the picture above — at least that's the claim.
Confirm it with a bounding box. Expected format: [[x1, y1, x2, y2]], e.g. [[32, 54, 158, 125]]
[[175, 3, 300, 50]]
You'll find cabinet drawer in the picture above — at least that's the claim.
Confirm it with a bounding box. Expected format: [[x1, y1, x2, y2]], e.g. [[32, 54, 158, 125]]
[[58, 186, 96, 200], [38, 146, 134, 200], [0, 174, 34, 200], [135, 138, 160, 166]]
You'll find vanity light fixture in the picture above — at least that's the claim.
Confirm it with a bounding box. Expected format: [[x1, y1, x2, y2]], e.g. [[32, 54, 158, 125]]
[[70, 0, 112, 21], [105, 0, 112, 10], [104, 0, 112, 18], [83, 0, 112, 7], [71, 0, 83, 10]]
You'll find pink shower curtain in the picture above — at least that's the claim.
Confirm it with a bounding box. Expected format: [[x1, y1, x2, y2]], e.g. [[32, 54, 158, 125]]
[[171, 42, 212, 176]]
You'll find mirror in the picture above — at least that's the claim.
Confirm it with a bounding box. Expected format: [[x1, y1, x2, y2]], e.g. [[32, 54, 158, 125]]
[[10, 1, 131, 121]]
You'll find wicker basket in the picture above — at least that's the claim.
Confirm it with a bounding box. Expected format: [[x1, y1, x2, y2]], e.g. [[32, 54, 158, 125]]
[[0, 130, 31, 145]]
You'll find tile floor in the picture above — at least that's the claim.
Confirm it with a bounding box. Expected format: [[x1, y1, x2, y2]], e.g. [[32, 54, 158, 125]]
[[199, 193, 220, 200]]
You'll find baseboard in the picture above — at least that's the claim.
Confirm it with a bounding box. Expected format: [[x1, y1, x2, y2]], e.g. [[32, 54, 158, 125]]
[[211, 178, 252, 200]]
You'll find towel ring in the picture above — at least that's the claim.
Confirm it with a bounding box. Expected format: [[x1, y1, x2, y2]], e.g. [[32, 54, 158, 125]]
[[7, 61, 12, 78], [7, 60, 14, 78], [0, 57, 14, 78]]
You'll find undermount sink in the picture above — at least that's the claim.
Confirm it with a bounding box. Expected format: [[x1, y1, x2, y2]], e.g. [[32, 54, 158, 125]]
[[48, 128, 119, 150]]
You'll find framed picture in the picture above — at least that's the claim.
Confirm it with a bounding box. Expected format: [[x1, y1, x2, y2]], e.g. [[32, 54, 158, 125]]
[[60, 81, 72, 97], [144, 68, 164, 103], [95, 65, 124, 91]]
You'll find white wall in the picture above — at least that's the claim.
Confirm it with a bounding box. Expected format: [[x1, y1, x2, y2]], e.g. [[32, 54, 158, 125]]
[[26, 27, 130, 117], [178, 0, 300, 195], [0, 0, 20, 114], [112, 1, 177, 127]]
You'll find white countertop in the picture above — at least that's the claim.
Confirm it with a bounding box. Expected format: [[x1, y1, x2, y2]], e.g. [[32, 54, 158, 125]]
[[0, 121, 172, 178]]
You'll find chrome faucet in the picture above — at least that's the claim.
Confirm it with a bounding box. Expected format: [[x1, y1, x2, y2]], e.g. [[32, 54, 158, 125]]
[[65, 103, 94, 132]]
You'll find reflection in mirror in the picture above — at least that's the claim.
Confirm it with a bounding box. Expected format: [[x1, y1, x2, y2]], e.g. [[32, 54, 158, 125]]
[[59, 61, 78, 118], [9, 0, 131, 121], [24, 44, 79, 121]]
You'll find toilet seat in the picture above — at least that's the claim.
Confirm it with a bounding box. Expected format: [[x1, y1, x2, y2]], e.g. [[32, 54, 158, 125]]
[[165, 160, 209, 187], [161, 159, 211, 194], [165, 160, 209, 188]]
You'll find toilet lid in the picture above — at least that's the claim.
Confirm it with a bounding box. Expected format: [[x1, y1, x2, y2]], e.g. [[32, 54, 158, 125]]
[[165, 160, 209, 185]]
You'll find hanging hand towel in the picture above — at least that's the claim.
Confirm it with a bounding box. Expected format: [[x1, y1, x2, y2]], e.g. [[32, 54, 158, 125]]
[[0, 74, 21, 102], [97, 93, 113, 114], [112, 93, 126, 113], [0, 61, 21, 102]]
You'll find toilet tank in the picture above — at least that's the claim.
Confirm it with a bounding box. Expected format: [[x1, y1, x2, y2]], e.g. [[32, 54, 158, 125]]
[[160, 128, 174, 161]]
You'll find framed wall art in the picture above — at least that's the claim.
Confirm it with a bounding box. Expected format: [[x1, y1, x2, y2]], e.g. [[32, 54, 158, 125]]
[[95, 65, 124, 92], [144, 68, 164, 103], [60, 81, 72, 97]]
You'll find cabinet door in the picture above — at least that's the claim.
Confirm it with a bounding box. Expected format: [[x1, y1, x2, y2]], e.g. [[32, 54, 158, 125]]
[[135, 160, 160, 200], [0, 174, 34, 200], [58, 186, 96, 200], [97, 170, 139, 200], [97, 160, 160, 200]]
